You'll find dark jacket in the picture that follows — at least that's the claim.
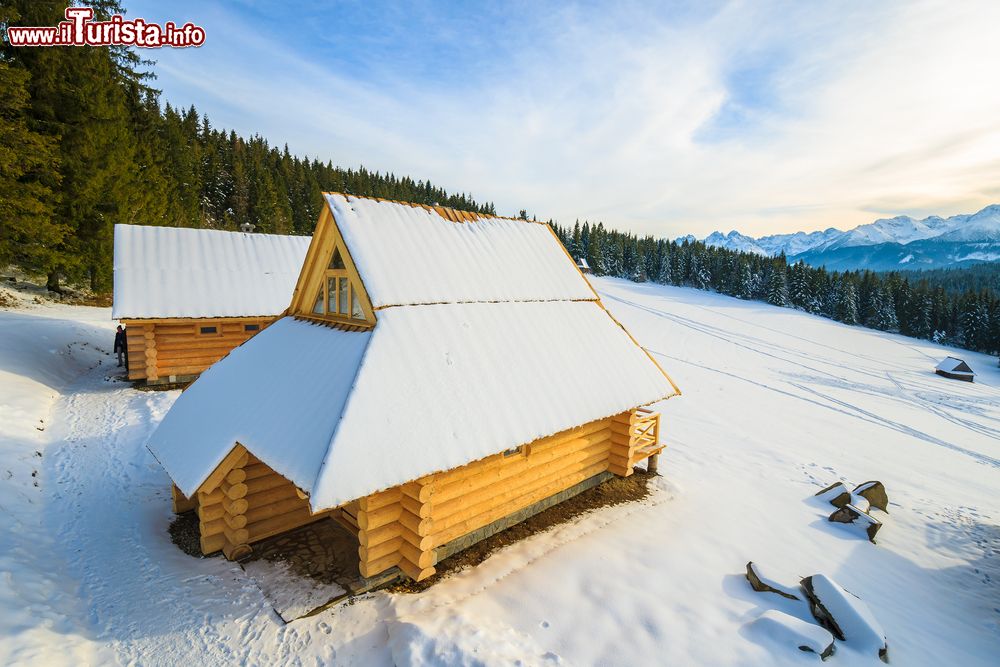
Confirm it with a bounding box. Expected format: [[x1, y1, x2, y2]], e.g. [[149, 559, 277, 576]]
[[114, 330, 127, 352]]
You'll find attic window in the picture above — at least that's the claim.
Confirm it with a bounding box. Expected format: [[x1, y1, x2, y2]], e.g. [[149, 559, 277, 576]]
[[329, 248, 346, 270], [503, 445, 526, 458], [244, 323, 260, 332], [198, 325, 218, 335], [314, 242, 368, 324]]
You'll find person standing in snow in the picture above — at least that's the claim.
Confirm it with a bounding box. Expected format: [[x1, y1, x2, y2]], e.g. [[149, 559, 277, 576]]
[[114, 325, 127, 368]]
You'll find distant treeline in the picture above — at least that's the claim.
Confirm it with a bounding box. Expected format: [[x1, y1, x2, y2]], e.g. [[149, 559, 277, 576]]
[[0, 1, 494, 292], [550, 220, 1000, 357]]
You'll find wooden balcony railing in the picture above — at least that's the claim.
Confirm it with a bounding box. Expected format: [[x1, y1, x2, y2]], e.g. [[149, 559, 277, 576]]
[[630, 407, 664, 469]]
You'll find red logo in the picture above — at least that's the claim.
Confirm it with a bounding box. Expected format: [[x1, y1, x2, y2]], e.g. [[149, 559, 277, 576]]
[[6, 7, 206, 48]]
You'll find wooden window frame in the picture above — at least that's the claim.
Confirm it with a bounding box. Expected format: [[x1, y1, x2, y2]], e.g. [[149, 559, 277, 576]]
[[318, 267, 367, 325], [244, 323, 260, 332]]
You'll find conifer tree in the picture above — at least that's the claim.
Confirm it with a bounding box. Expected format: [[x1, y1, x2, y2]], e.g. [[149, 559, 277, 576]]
[[0, 6, 65, 276]]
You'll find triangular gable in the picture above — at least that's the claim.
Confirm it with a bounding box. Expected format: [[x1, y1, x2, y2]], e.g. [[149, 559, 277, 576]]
[[936, 357, 974, 374], [288, 204, 376, 327]]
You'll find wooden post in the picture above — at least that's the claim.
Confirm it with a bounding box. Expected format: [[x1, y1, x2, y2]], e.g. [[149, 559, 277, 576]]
[[647, 453, 659, 475]]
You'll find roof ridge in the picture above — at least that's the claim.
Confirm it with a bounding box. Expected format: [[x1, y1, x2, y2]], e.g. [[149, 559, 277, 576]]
[[323, 192, 542, 225]]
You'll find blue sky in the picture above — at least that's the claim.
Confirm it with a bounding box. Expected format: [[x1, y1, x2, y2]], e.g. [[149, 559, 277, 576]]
[[127, 0, 1000, 237]]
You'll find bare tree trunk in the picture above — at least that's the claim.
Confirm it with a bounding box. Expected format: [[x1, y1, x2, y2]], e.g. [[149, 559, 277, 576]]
[[46, 271, 62, 295]]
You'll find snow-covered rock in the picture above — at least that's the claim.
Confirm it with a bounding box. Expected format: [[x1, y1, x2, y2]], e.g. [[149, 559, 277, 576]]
[[745, 562, 800, 600], [853, 481, 889, 514], [749, 609, 835, 660], [813, 482, 850, 508], [801, 575, 889, 663], [828, 504, 882, 542]]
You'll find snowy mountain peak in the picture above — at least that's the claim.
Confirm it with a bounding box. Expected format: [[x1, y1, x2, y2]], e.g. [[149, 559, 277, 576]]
[[686, 204, 1000, 269], [702, 230, 768, 255]]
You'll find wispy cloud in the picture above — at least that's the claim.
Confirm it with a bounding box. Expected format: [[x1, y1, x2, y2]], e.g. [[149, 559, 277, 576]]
[[129, 0, 1000, 236]]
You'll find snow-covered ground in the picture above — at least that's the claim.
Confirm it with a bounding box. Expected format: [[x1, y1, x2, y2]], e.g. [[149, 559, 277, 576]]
[[0, 277, 997, 665]]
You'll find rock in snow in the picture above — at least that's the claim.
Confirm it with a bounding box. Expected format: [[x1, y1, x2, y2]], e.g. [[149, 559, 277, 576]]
[[814, 482, 851, 508], [801, 575, 889, 663], [853, 481, 889, 513], [745, 562, 800, 600], [749, 609, 835, 660], [828, 504, 882, 543]]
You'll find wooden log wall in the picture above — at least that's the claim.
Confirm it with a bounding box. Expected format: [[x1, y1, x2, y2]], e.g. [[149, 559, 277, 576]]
[[608, 410, 636, 477], [185, 409, 657, 577], [355, 414, 625, 582], [197, 452, 331, 558], [123, 316, 274, 383]]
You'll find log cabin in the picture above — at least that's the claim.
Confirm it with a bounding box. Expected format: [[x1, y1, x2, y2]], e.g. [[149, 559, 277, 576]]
[[147, 194, 681, 582], [934, 356, 975, 382], [112, 224, 311, 384]]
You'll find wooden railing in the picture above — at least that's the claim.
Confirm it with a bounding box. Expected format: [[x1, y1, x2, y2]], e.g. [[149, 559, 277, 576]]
[[631, 407, 661, 457]]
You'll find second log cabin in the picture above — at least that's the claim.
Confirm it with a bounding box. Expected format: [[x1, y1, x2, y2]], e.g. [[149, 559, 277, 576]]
[[112, 224, 312, 384], [148, 194, 681, 582]]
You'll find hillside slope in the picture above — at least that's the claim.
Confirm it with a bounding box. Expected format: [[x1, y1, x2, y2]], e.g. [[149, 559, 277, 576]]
[[0, 279, 997, 665]]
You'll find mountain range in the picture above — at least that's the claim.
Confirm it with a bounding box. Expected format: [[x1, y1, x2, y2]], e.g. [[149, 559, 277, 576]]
[[687, 204, 1000, 271]]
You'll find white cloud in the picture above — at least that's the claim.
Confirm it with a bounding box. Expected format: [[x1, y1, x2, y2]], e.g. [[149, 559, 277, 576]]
[[134, 0, 1000, 237]]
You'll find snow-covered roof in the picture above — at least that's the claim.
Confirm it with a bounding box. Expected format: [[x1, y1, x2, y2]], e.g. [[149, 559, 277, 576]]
[[326, 194, 596, 307], [149, 301, 678, 509], [935, 356, 974, 375], [112, 224, 312, 319]]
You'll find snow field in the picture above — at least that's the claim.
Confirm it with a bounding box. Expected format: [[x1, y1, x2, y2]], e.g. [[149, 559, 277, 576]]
[[0, 278, 997, 665]]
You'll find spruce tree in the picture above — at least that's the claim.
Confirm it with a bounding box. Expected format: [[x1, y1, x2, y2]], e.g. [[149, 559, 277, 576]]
[[0, 9, 65, 277]]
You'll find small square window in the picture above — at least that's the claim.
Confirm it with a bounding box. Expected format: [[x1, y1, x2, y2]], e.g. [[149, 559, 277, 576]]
[[199, 325, 218, 335], [244, 324, 260, 332], [502, 446, 525, 458]]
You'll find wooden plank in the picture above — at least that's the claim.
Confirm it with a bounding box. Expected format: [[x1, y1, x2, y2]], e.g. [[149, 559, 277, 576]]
[[200, 532, 225, 555], [359, 551, 401, 579], [398, 540, 435, 569], [172, 484, 196, 513], [400, 493, 431, 518], [358, 487, 402, 512], [398, 510, 433, 536], [434, 448, 602, 532], [245, 482, 300, 507], [397, 557, 435, 583], [245, 496, 309, 524], [197, 444, 249, 495], [432, 438, 610, 521], [357, 503, 401, 531], [245, 473, 291, 496], [400, 481, 433, 504], [433, 431, 611, 506], [357, 521, 401, 548], [358, 536, 402, 563], [433, 460, 610, 547]]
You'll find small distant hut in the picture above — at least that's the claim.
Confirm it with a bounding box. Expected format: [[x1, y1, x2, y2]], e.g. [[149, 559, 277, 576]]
[[934, 356, 975, 382], [148, 194, 680, 582], [576, 256, 592, 274], [112, 225, 311, 384]]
